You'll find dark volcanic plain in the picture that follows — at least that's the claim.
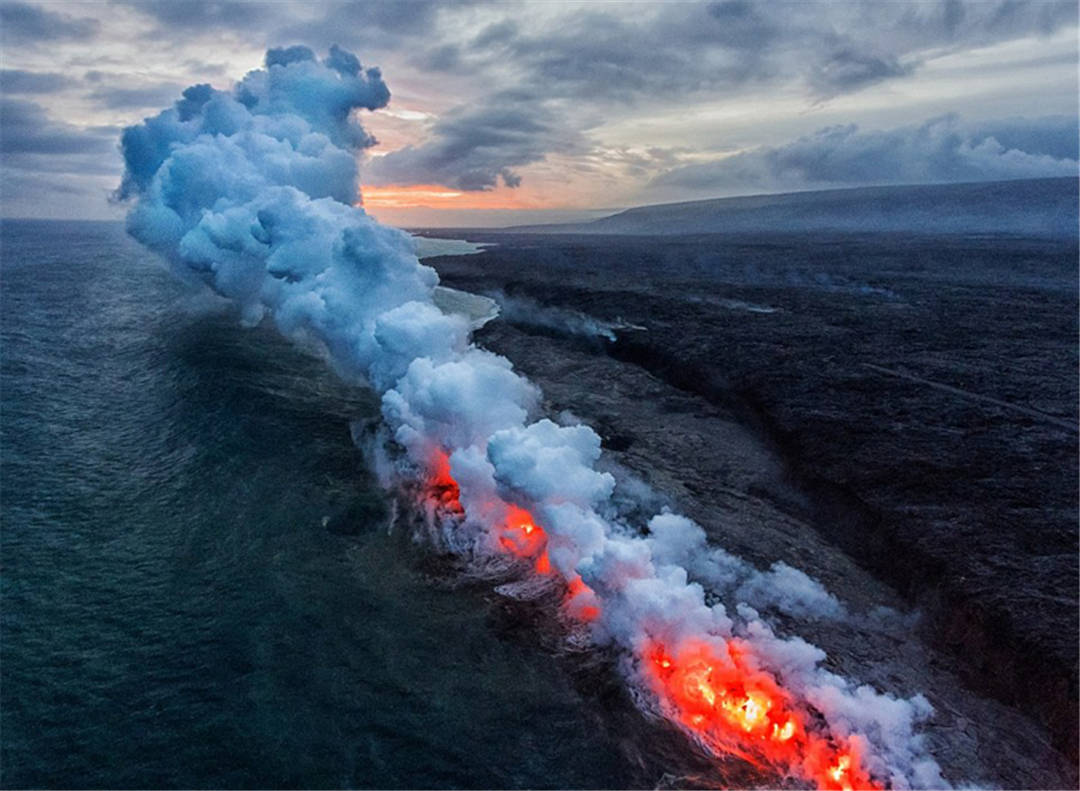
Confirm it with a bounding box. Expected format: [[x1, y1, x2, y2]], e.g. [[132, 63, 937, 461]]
[[423, 229, 1079, 787]]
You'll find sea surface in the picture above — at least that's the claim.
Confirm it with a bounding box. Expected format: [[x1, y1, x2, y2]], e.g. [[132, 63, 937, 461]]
[[0, 220, 698, 789]]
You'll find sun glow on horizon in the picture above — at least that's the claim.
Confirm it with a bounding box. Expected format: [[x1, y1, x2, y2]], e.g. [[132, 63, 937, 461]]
[[360, 184, 543, 210]]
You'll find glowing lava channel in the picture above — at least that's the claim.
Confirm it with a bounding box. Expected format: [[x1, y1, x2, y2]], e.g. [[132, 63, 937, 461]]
[[427, 450, 600, 624], [423, 451, 881, 790], [115, 46, 947, 791]]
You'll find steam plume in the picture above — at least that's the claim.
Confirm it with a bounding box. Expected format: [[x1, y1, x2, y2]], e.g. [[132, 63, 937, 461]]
[[117, 46, 947, 790]]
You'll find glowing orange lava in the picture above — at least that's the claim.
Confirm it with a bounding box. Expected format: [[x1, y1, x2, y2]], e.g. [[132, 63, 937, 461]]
[[564, 575, 601, 621], [421, 454, 872, 789], [497, 504, 547, 559], [424, 459, 600, 622], [427, 450, 463, 515], [493, 504, 601, 622], [644, 641, 879, 790], [534, 550, 552, 575]]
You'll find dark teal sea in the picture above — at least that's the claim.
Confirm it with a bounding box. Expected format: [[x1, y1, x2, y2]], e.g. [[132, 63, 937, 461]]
[[0, 220, 689, 789]]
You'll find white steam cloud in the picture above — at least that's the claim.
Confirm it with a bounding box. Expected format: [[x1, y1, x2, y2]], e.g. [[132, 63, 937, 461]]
[[488, 290, 626, 341], [117, 46, 947, 789]]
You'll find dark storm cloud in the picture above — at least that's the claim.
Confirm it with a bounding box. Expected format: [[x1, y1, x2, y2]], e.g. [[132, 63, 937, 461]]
[[116, 0, 271, 32], [181, 59, 228, 76], [465, 1, 1077, 102], [79, 68, 190, 110], [367, 96, 583, 190], [107, 1, 468, 73], [0, 98, 115, 156], [704, 1, 781, 48], [986, 0, 1078, 35], [471, 19, 518, 50], [487, 8, 765, 101], [651, 115, 1079, 194], [386, 1, 1074, 189], [809, 48, 915, 96], [422, 43, 463, 72], [0, 1, 98, 44], [883, 0, 1076, 44], [117, 0, 458, 48], [87, 82, 187, 110], [0, 98, 120, 212], [268, 0, 455, 52], [318, 0, 447, 34], [0, 69, 72, 93]]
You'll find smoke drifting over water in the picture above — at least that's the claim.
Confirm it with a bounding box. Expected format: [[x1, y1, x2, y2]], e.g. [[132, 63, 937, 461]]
[[117, 47, 946, 789]]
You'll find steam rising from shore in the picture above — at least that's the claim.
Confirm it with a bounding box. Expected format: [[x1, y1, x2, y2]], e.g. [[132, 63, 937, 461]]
[[117, 46, 946, 789]]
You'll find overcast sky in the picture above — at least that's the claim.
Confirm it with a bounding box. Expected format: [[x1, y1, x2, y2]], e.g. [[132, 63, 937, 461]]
[[1, 0, 1077, 226]]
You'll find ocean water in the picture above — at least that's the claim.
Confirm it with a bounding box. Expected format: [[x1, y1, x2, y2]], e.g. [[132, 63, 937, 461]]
[[0, 220, 709, 789]]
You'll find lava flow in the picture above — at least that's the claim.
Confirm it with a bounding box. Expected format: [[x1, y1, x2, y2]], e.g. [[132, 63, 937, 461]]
[[644, 641, 879, 790], [429, 451, 464, 516], [423, 452, 879, 790], [116, 44, 943, 791], [426, 451, 602, 623]]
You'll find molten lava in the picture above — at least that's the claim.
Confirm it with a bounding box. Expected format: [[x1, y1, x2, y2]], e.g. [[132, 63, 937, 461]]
[[564, 575, 601, 621], [644, 641, 879, 790], [534, 550, 552, 575], [497, 504, 547, 558], [493, 503, 602, 622], [428, 451, 463, 515], [423, 455, 875, 790], [425, 459, 602, 622]]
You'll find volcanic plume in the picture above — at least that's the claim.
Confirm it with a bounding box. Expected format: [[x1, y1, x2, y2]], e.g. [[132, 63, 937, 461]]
[[115, 46, 947, 790]]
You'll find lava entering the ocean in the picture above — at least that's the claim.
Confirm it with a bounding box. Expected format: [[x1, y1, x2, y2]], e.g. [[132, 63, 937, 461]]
[[644, 641, 878, 790], [426, 450, 602, 623], [423, 452, 879, 790], [115, 45, 944, 791]]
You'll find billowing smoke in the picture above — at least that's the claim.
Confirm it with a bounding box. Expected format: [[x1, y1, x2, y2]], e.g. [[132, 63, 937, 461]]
[[117, 46, 947, 790]]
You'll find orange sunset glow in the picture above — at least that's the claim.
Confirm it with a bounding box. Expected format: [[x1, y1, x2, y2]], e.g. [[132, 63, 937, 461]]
[[360, 184, 539, 210]]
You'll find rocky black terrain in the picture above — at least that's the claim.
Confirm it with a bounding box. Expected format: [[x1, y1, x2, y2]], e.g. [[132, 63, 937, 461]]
[[420, 229, 1079, 786]]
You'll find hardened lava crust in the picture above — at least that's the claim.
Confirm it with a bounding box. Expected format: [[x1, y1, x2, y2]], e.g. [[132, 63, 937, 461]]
[[427, 229, 1079, 786]]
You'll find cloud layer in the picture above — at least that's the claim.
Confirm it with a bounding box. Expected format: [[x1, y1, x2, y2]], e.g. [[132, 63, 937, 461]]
[[366, 94, 585, 191], [353, 0, 1077, 192], [0, 0, 1076, 217], [0, 1, 98, 44], [651, 114, 1079, 195]]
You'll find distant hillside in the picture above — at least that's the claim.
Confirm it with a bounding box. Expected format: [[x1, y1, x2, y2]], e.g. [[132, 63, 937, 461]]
[[506, 178, 1078, 237]]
